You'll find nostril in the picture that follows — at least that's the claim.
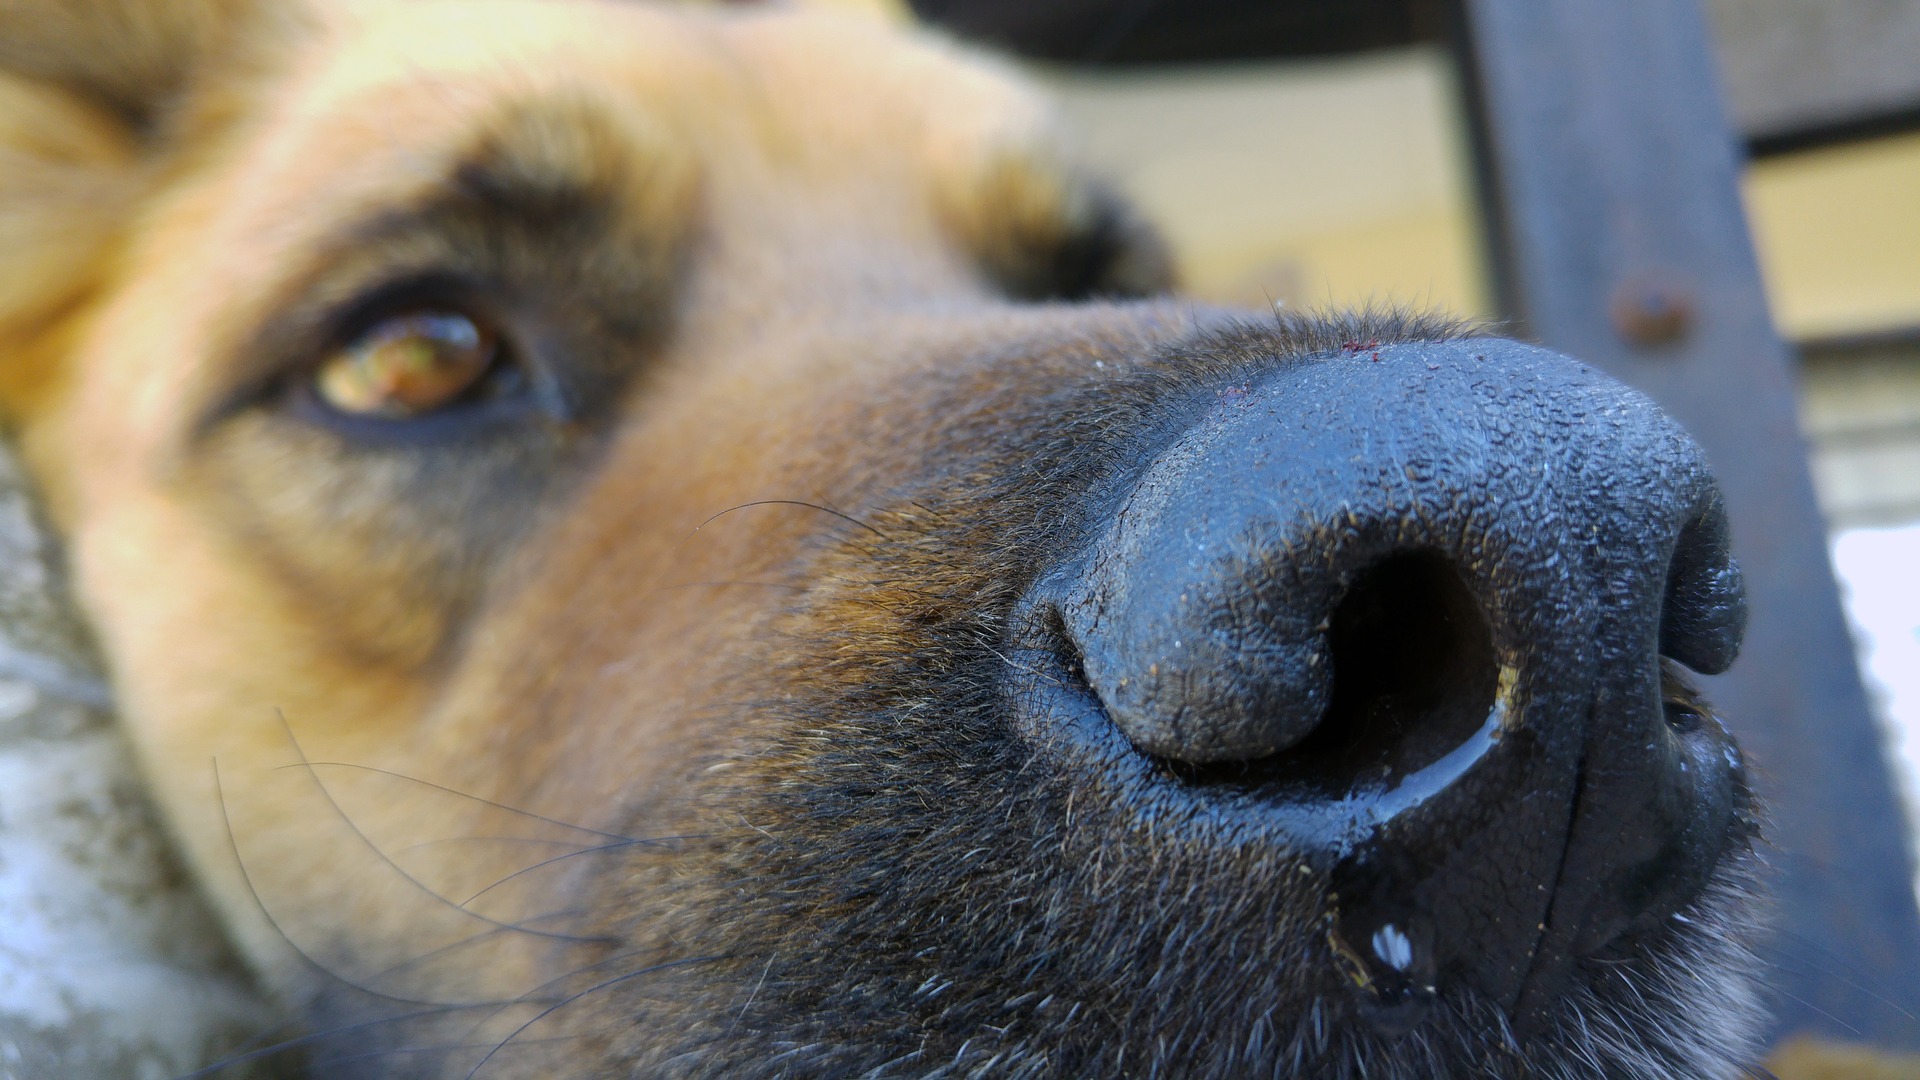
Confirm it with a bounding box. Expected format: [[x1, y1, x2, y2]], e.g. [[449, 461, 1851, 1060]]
[[1170, 551, 1501, 794], [1314, 552, 1500, 780], [1004, 340, 1756, 1031], [1658, 500, 1746, 676]]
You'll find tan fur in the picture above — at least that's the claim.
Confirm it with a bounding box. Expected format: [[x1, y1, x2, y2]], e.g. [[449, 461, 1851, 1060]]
[[0, 0, 1178, 1034], [0, 2, 1779, 1075]]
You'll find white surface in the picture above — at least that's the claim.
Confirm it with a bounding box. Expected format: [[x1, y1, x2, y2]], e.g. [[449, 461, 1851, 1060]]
[[1831, 521, 1920, 898], [0, 724, 268, 1072], [0, 442, 271, 1079]]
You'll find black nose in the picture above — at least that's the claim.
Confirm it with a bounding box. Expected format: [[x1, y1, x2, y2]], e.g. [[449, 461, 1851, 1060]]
[[1010, 336, 1748, 1030]]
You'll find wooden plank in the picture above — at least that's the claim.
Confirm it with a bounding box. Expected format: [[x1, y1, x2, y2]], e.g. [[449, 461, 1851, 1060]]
[[1801, 337, 1920, 528], [1456, 0, 1920, 1047], [1713, 0, 1920, 154], [904, 0, 1440, 64], [908, 0, 1920, 150]]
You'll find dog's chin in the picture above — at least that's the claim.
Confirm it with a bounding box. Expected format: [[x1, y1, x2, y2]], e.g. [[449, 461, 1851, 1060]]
[[1521, 853, 1770, 1080], [660, 841, 1766, 1076], [1377, 853, 1770, 1080], [557, 718, 1768, 1080]]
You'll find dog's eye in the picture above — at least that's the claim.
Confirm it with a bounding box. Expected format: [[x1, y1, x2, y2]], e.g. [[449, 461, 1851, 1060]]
[[980, 184, 1176, 302], [314, 310, 505, 419]]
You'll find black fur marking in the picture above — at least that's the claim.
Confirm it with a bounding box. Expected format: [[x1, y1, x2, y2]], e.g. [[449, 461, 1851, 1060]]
[[547, 312, 1771, 1079]]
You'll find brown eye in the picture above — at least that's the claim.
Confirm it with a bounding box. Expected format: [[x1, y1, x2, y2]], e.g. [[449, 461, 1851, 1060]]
[[314, 311, 499, 418]]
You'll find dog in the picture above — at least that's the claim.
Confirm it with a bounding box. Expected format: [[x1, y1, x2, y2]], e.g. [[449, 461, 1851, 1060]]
[[0, 0, 1768, 1076]]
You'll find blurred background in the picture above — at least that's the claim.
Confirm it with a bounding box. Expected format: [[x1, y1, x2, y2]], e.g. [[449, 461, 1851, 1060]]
[[1035, 11, 1920, 872], [905, 0, 1920, 1062]]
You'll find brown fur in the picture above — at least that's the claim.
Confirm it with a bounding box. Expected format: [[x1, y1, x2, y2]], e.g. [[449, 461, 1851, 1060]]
[[0, 2, 1766, 1076]]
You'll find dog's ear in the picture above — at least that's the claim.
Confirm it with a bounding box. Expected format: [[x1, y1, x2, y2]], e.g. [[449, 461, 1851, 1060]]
[[0, 0, 264, 411], [0, 76, 133, 342], [0, 0, 260, 128]]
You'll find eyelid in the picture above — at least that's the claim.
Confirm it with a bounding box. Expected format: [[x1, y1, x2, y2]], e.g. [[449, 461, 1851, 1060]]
[[197, 272, 578, 445], [194, 266, 479, 434], [321, 274, 501, 355]]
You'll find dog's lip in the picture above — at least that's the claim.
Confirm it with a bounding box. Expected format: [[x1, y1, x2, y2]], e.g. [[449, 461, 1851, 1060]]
[[1002, 629, 1536, 1030], [1004, 604, 1753, 1032], [1511, 704, 1758, 1024]]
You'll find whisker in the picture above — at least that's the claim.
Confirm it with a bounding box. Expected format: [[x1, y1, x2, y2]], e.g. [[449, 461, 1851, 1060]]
[[213, 757, 503, 1009], [195, 760, 559, 1079], [396, 835, 606, 856], [1763, 982, 1866, 1039], [1756, 932, 1920, 1023], [174, 1003, 496, 1079], [272, 712, 613, 944], [450, 945, 663, 1046], [725, 955, 775, 1040], [692, 499, 886, 539], [214, 908, 603, 1071], [657, 579, 808, 592], [459, 834, 706, 907], [358, 907, 598, 988], [286, 760, 636, 842], [309, 1032, 584, 1070], [463, 955, 731, 1079]]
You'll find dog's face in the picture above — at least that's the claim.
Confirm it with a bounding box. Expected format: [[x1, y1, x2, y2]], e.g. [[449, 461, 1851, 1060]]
[[0, 1, 1767, 1076]]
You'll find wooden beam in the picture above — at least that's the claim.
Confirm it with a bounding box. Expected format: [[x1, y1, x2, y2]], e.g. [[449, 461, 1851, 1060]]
[[909, 0, 1920, 151], [1456, 0, 1920, 1046], [1716, 0, 1920, 155]]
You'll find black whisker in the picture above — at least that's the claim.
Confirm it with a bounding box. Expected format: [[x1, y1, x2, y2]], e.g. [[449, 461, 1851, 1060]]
[[396, 835, 606, 856], [359, 906, 598, 989], [449, 945, 663, 1048], [272, 712, 614, 944], [459, 834, 705, 907], [658, 579, 808, 592], [309, 1032, 584, 1070], [213, 757, 501, 1009], [463, 955, 731, 1079], [196, 760, 547, 1078], [1756, 932, 1920, 1023], [286, 760, 635, 842], [174, 1003, 496, 1079], [692, 498, 886, 539]]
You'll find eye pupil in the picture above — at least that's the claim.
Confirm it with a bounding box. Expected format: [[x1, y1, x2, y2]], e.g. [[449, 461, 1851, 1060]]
[[315, 311, 498, 418]]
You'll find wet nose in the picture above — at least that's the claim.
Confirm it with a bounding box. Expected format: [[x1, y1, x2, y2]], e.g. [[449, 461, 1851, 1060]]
[[1012, 337, 1748, 1025]]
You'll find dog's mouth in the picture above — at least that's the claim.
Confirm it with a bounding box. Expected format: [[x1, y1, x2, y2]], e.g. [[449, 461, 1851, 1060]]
[[1002, 592, 1759, 1038], [599, 329, 1772, 1080], [648, 623, 1765, 1080]]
